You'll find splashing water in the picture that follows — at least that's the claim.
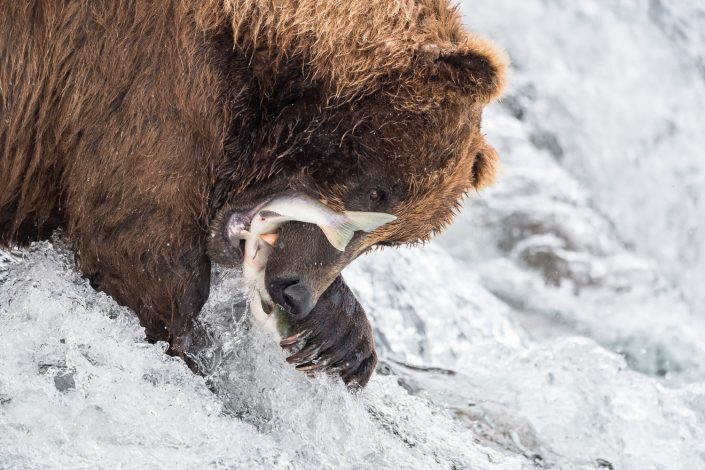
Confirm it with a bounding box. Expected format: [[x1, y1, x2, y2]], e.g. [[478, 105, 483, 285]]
[[3, 1, 705, 469], [2, 240, 705, 469], [0, 243, 529, 469]]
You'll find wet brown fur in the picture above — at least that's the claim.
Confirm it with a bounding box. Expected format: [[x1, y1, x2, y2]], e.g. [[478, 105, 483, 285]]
[[0, 0, 506, 354]]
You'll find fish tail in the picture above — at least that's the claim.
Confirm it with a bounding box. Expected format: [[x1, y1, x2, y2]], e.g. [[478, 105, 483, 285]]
[[320, 212, 397, 252]]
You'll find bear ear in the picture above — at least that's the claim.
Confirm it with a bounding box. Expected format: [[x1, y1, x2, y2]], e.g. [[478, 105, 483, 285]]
[[471, 141, 500, 190], [425, 37, 508, 102]]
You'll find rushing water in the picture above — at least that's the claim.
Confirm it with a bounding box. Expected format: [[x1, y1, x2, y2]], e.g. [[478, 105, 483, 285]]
[[2, 1, 705, 469]]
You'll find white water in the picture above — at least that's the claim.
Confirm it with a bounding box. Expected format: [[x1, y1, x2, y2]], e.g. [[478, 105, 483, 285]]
[[2, 1, 705, 469]]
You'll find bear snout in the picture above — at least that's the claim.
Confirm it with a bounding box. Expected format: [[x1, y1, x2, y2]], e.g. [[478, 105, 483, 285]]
[[268, 277, 315, 319], [264, 221, 354, 318]]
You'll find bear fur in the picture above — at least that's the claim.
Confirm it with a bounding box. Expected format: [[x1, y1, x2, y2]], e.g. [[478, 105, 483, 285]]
[[0, 0, 506, 386]]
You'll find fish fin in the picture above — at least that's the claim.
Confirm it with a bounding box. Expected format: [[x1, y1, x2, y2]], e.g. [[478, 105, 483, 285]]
[[320, 212, 397, 252], [260, 233, 279, 246], [258, 210, 281, 218], [342, 211, 397, 233], [320, 224, 354, 252]]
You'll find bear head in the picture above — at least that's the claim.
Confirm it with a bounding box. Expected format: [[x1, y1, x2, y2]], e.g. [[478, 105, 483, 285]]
[[207, 0, 508, 318]]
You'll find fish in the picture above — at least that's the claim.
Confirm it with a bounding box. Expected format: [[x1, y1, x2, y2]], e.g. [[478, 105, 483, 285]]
[[250, 193, 397, 252], [230, 193, 397, 270], [227, 193, 397, 338]]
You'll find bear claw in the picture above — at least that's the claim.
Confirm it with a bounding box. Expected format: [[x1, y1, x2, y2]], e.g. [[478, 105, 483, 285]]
[[280, 329, 312, 348], [281, 277, 377, 388]]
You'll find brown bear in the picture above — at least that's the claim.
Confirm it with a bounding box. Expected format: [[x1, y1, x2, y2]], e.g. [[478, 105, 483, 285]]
[[0, 0, 506, 386]]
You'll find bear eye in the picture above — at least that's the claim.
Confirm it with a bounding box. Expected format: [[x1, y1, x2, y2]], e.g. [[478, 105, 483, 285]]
[[369, 188, 386, 203]]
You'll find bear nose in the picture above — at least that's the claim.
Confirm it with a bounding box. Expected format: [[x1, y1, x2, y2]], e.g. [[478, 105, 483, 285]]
[[268, 278, 314, 319]]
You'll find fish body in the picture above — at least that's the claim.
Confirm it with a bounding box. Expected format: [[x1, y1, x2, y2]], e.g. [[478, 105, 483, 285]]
[[250, 193, 397, 252]]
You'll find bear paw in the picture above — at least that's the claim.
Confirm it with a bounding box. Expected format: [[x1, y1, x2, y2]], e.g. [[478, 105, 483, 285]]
[[279, 277, 377, 388]]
